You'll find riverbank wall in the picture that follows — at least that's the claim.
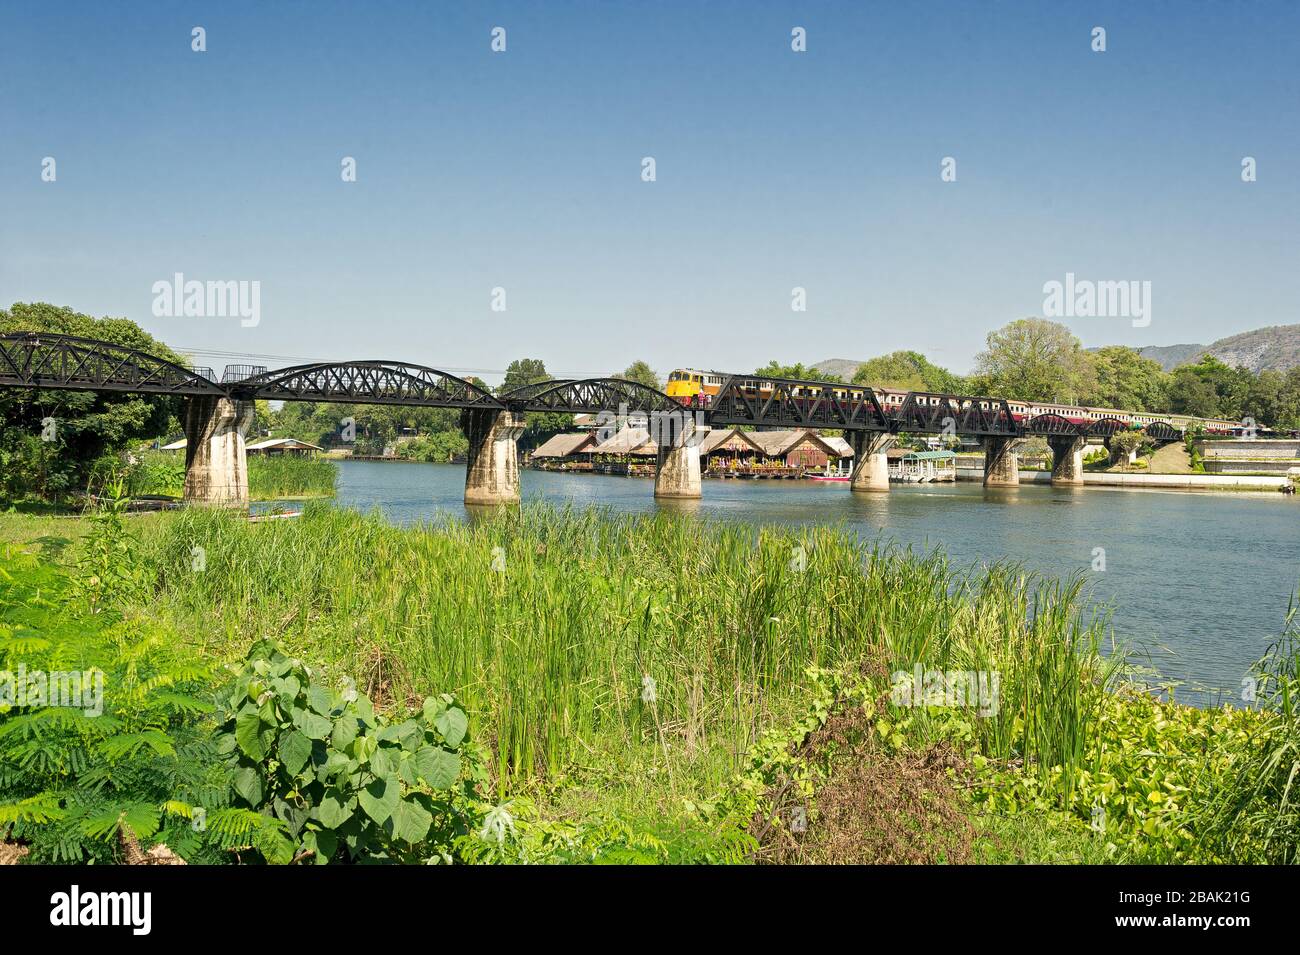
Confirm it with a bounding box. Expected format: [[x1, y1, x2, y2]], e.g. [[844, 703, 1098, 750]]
[[955, 467, 1289, 491]]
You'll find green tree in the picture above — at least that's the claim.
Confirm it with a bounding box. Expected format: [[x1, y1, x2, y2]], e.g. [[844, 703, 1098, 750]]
[[498, 358, 570, 449], [1082, 346, 1169, 412], [754, 361, 842, 383], [851, 350, 964, 393], [500, 358, 551, 395], [1167, 357, 1250, 421], [618, 360, 661, 391], [250, 399, 275, 438], [396, 430, 470, 463], [1240, 370, 1283, 429], [270, 402, 469, 455], [1275, 368, 1300, 430], [0, 303, 183, 501], [1109, 430, 1143, 469], [972, 318, 1095, 403], [1167, 370, 1220, 418], [271, 401, 352, 447]]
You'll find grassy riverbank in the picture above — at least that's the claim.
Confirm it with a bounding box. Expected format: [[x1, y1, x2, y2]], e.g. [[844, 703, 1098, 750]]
[[127, 451, 337, 501], [2, 503, 1296, 864]]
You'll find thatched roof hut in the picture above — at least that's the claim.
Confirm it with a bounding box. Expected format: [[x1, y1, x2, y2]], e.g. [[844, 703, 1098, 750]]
[[532, 433, 597, 458], [591, 427, 657, 457]]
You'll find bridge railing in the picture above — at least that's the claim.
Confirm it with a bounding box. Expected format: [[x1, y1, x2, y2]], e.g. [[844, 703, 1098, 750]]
[[221, 364, 268, 384]]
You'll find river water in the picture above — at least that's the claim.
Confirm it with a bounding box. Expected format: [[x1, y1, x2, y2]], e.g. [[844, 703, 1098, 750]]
[[317, 459, 1300, 705]]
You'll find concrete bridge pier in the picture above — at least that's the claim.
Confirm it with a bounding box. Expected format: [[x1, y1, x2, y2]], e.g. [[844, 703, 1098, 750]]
[[654, 418, 702, 499], [849, 432, 895, 491], [182, 396, 255, 507], [982, 436, 1023, 487], [1048, 435, 1086, 486], [462, 409, 526, 505]]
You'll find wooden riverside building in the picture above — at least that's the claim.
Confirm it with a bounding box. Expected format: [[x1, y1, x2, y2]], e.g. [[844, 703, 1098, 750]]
[[530, 426, 854, 479]]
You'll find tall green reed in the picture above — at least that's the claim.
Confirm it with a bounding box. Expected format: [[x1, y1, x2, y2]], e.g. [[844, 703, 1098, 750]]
[[138, 503, 1115, 791], [126, 451, 336, 500]]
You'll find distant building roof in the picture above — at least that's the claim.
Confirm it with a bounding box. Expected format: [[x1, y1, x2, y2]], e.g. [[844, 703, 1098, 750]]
[[748, 430, 847, 458], [746, 430, 804, 456], [574, 410, 650, 428], [591, 426, 656, 456], [247, 437, 322, 451], [697, 428, 763, 456], [903, 450, 956, 461], [821, 435, 854, 457], [532, 433, 596, 458]]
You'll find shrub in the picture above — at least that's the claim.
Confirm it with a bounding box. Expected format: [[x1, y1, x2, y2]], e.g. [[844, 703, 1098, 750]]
[[73, 477, 149, 615], [0, 550, 261, 863], [125, 451, 185, 498], [396, 431, 468, 463], [970, 685, 1261, 862], [215, 639, 486, 864]]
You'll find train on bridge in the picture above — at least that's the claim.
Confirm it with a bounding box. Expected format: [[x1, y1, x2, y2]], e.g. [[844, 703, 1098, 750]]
[[665, 368, 1241, 436]]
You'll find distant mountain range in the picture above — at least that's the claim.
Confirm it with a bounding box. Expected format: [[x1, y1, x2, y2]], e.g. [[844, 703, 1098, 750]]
[[1125, 343, 1205, 371], [816, 324, 1300, 379], [1112, 325, 1300, 373], [809, 358, 866, 380]]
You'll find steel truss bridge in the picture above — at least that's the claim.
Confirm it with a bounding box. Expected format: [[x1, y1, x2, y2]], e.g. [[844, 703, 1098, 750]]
[[0, 332, 1184, 441]]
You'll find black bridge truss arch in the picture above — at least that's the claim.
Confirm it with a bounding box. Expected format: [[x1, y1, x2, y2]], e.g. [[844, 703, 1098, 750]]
[[1024, 413, 1080, 436], [1087, 417, 1138, 438], [229, 360, 504, 409], [1143, 420, 1183, 443], [1023, 412, 1183, 442], [0, 331, 228, 397], [504, 378, 685, 416]]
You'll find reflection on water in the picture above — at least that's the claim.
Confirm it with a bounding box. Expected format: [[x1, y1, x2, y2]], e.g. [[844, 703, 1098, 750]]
[[313, 460, 1300, 704]]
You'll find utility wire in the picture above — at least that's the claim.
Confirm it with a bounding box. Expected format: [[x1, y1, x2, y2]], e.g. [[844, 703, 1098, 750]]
[[171, 345, 617, 380]]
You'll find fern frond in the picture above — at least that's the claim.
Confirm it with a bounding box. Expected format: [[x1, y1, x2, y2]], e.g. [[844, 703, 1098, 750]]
[[0, 633, 52, 654], [151, 691, 214, 716], [0, 793, 66, 825], [79, 803, 161, 842], [95, 729, 176, 761]]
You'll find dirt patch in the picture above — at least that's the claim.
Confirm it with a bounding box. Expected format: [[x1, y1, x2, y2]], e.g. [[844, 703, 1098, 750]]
[[0, 841, 30, 865], [753, 699, 974, 865], [359, 645, 421, 710], [118, 818, 186, 865]]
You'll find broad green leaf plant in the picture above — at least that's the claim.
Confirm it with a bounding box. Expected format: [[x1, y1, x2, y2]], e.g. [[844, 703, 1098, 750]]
[[216, 639, 486, 864]]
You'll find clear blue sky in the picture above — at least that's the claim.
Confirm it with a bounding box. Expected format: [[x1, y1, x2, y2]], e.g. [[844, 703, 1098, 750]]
[[2, 1, 1297, 383]]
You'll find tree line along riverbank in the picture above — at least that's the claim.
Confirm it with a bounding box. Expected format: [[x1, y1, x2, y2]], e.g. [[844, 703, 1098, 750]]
[[1, 502, 1296, 864]]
